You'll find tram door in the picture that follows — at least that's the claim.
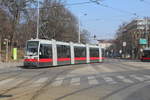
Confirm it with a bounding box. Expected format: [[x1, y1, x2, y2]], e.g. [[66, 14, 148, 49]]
[[57, 45, 71, 65], [74, 47, 86, 64], [39, 44, 52, 67], [90, 48, 99, 63]]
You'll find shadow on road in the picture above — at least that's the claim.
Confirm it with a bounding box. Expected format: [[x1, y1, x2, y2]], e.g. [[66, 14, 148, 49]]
[[0, 94, 13, 98]]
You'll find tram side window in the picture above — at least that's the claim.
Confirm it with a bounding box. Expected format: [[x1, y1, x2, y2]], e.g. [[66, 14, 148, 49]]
[[90, 48, 99, 57], [57, 45, 70, 58], [40, 44, 52, 58], [74, 47, 86, 57]]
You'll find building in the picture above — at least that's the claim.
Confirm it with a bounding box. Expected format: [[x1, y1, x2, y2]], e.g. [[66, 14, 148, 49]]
[[98, 39, 114, 57], [115, 18, 150, 59], [98, 40, 113, 49]]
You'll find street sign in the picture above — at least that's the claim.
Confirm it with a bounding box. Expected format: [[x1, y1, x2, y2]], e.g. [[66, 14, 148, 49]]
[[123, 42, 126, 47], [139, 38, 147, 45]]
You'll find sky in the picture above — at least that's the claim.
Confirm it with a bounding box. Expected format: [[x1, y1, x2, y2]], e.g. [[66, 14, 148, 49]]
[[65, 0, 150, 40]]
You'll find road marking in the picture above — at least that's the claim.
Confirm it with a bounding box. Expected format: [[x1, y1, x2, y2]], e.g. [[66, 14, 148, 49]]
[[51, 80, 63, 87], [143, 75, 150, 79], [71, 77, 80, 85], [103, 76, 117, 84], [34, 77, 48, 84], [55, 76, 65, 81], [116, 76, 134, 83], [100, 67, 113, 72], [88, 76, 99, 85], [0, 78, 14, 86], [88, 76, 95, 80], [51, 76, 66, 87], [130, 75, 144, 81]]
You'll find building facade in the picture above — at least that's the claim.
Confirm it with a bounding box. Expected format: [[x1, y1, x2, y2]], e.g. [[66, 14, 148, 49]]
[[115, 18, 150, 59], [98, 40, 113, 57]]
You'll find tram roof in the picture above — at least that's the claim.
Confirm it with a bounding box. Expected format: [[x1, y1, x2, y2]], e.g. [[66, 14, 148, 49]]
[[28, 39, 100, 48]]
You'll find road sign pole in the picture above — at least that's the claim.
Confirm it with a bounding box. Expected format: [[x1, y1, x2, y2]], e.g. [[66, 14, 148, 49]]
[[123, 42, 126, 58]]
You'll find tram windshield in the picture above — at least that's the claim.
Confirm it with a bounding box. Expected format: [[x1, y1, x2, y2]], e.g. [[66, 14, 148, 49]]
[[26, 41, 39, 56], [143, 50, 150, 57]]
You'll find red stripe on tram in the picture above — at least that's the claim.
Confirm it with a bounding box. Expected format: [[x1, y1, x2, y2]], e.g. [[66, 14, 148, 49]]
[[24, 59, 53, 62], [39, 59, 53, 62], [142, 57, 150, 60], [90, 57, 100, 60], [24, 59, 38, 62], [75, 57, 86, 61], [90, 57, 106, 60], [101, 57, 106, 60], [57, 58, 71, 61]]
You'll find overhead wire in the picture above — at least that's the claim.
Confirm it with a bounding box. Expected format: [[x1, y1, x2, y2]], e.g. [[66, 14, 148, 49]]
[[26, 0, 142, 18], [97, 3, 142, 18], [140, 0, 150, 5]]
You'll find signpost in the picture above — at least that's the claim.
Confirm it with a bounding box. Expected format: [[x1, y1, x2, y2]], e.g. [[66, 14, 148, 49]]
[[123, 42, 126, 47], [123, 42, 126, 58]]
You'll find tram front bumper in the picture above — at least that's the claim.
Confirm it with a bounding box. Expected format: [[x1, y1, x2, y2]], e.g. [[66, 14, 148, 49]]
[[24, 61, 39, 67]]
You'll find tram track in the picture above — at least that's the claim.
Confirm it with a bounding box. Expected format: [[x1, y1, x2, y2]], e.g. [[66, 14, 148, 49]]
[[50, 75, 150, 100], [1, 62, 148, 100], [50, 62, 150, 100], [0, 65, 85, 100], [0, 70, 47, 95], [100, 77, 150, 100], [30, 65, 85, 100], [0, 68, 29, 82]]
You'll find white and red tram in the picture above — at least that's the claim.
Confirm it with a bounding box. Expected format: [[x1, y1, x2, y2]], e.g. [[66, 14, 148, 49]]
[[24, 39, 103, 67]]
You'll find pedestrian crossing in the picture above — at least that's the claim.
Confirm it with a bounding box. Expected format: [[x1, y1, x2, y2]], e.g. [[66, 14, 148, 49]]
[[88, 76, 99, 85], [0, 74, 150, 88]]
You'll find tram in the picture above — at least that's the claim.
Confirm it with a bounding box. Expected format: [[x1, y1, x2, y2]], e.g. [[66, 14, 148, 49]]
[[141, 48, 150, 62], [24, 39, 103, 67]]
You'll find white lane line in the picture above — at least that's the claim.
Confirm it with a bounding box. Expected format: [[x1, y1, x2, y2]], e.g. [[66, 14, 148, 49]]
[[88, 76, 99, 85], [88, 76, 95, 80], [6, 80, 24, 87], [100, 67, 114, 72], [143, 75, 150, 79], [51, 76, 66, 87], [55, 76, 65, 81], [116, 76, 134, 83], [34, 77, 48, 84], [0, 78, 15, 86], [103, 76, 117, 84], [51, 80, 63, 87], [71, 77, 80, 86], [130, 75, 145, 82]]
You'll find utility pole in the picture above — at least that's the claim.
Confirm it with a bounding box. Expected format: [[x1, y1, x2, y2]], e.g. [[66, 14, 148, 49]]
[[78, 16, 80, 43], [4, 39, 8, 62], [36, 0, 40, 39], [78, 13, 87, 43], [145, 17, 149, 47]]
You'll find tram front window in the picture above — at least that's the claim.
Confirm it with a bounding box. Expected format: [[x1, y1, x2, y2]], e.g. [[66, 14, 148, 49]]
[[26, 41, 39, 56]]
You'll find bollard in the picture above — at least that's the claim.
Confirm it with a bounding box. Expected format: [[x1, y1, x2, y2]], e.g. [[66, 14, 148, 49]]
[[13, 48, 17, 60]]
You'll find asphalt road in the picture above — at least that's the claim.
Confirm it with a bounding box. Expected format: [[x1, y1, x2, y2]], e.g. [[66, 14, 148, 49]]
[[0, 59, 150, 100]]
